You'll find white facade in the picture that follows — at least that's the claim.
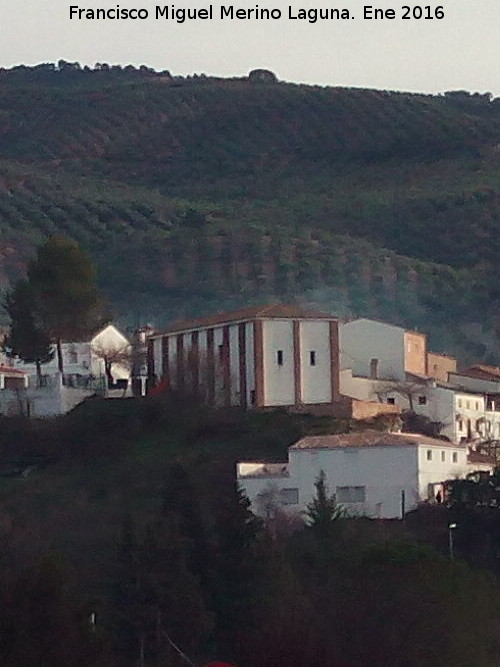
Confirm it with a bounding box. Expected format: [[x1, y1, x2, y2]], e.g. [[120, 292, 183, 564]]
[[340, 319, 406, 380], [13, 324, 131, 383], [238, 431, 469, 520], [148, 305, 339, 410], [340, 368, 500, 444]]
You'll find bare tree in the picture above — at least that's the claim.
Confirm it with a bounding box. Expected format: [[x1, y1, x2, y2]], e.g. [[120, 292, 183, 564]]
[[91, 341, 131, 388], [374, 379, 425, 411]]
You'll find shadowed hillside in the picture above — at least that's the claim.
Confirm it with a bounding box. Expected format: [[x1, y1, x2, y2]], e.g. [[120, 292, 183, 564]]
[[1, 64, 500, 360]]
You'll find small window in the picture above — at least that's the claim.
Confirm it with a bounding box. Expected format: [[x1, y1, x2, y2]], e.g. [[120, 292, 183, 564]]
[[466, 400, 470, 409], [370, 358, 379, 379], [458, 419, 464, 432], [218, 344, 224, 362], [452, 452, 458, 463], [250, 390, 256, 405], [277, 350, 284, 366], [418, 396, 427, 405], [475, 401, 479, 411], [336, 486, 366, 503], [426, 450, 432, 461], [279, 488, 299, 505], [441, 451, 446, 462], [457, 398, 462, 408], [309, 350, 316, 366], [387, 397, 396, 405]]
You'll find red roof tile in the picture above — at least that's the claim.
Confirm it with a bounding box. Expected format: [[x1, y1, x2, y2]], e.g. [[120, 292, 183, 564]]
[[0, 366, 27, 375], [461, 365, 500, 381], [152, 303, 337, 337], [468, 451, 497, 466], [290, 430, 459, 450]]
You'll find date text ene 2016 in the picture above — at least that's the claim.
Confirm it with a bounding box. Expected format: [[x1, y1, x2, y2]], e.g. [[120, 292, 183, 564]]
[[364, 6, 444, 19]]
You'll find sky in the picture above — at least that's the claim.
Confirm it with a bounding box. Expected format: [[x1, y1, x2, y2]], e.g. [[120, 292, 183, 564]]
[[1, 0, 500, 95]]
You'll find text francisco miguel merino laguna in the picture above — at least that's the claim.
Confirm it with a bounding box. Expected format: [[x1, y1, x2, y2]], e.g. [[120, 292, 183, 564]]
[[69, 5, 354, 22]]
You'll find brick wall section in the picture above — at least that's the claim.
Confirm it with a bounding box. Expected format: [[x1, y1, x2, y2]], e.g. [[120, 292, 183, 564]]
[[293, 320, 302, 407], [330, 320, 340, 402], [253, 320, 264, 407], [238, 323, 247, 409]]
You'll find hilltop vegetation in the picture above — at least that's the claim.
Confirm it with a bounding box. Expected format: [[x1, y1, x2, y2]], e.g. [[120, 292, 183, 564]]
[[1, 63, 500, 359]]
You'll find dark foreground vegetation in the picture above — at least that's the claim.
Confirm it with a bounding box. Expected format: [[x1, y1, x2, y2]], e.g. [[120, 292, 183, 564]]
[[0, 396, 499, 666]]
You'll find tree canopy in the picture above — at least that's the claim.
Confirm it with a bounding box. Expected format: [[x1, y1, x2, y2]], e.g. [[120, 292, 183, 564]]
[[27, 237, 105, 371], [3, 279, 54, 382]]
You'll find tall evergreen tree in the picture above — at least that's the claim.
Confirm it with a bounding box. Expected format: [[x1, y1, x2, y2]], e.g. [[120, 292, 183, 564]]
[[305, 470, 346, 538], [3, 279, 54, 384], [27, 237, 104, 372]]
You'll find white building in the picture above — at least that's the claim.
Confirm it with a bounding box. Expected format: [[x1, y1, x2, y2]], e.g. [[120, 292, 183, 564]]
[[13, 324, 131, 385], [147, 304, 340, 411], [340, 318, 428, 381], [341, 368, 500, 444], [238, 430, 471, 520]]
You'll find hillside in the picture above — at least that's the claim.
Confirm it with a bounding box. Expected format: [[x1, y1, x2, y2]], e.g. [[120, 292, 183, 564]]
[[0, 398, 499, 666], [1, 64, 500, 360]]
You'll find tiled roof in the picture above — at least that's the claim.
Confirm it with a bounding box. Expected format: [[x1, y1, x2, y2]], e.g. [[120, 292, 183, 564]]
[[0, 365, 27, 375], [152, 303, 336, 337], [461, 365, 500, 381], [342, 317, 426, 338], [290, 430, 459, 450], [468, 451, 497, 466]]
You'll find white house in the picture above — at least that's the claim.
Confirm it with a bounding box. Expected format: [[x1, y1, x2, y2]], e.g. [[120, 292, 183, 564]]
[[340, 368, 500, 444], [14, 324, 131, 385], [340, 318, 428, 381], [3, 324, 132, 417], [238, 430, 471, 520], [147, 304, 341, 411]]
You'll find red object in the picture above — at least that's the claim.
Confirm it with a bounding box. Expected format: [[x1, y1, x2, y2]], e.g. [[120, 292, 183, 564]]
[[149, 376, 169, 395]]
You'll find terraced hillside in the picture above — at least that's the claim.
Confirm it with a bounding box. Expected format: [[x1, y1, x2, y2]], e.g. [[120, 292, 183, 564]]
[[1, 64, 500, 360]]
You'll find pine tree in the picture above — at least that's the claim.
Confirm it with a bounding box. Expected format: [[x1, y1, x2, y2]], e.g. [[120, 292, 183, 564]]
[[305, 470, 346, 537], [27, 236, 104, 372], [3, 279, 54, 385]]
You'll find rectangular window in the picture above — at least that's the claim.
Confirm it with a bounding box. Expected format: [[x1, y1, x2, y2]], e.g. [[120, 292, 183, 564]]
[[336, 486, 366, 503], [466, 400, 470, 409], [452, 452, 458, 463], [457, 398, 462, 408], [279, 488, 299, 505], [426, 450, 433, 461], [475, 401, 479, 410], [309, 350, 316, 366], [418, 396, 427, 405], [387, 397, 396, 405], [250, 390, 256, 405], [277, 350, 284, 366], [441, 451, 446, 462], [218, 344, 224, 362]]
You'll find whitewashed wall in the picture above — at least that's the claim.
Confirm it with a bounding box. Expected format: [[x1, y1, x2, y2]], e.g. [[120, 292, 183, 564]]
[[262, 320, 295, 406], [417, 444, 468, 498], [300, 321, 331, 404], [340, 319, 405, 380]]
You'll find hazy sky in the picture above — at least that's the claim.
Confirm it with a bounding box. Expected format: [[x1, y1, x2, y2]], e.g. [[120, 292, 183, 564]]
[[2, 0, 499, 95]]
